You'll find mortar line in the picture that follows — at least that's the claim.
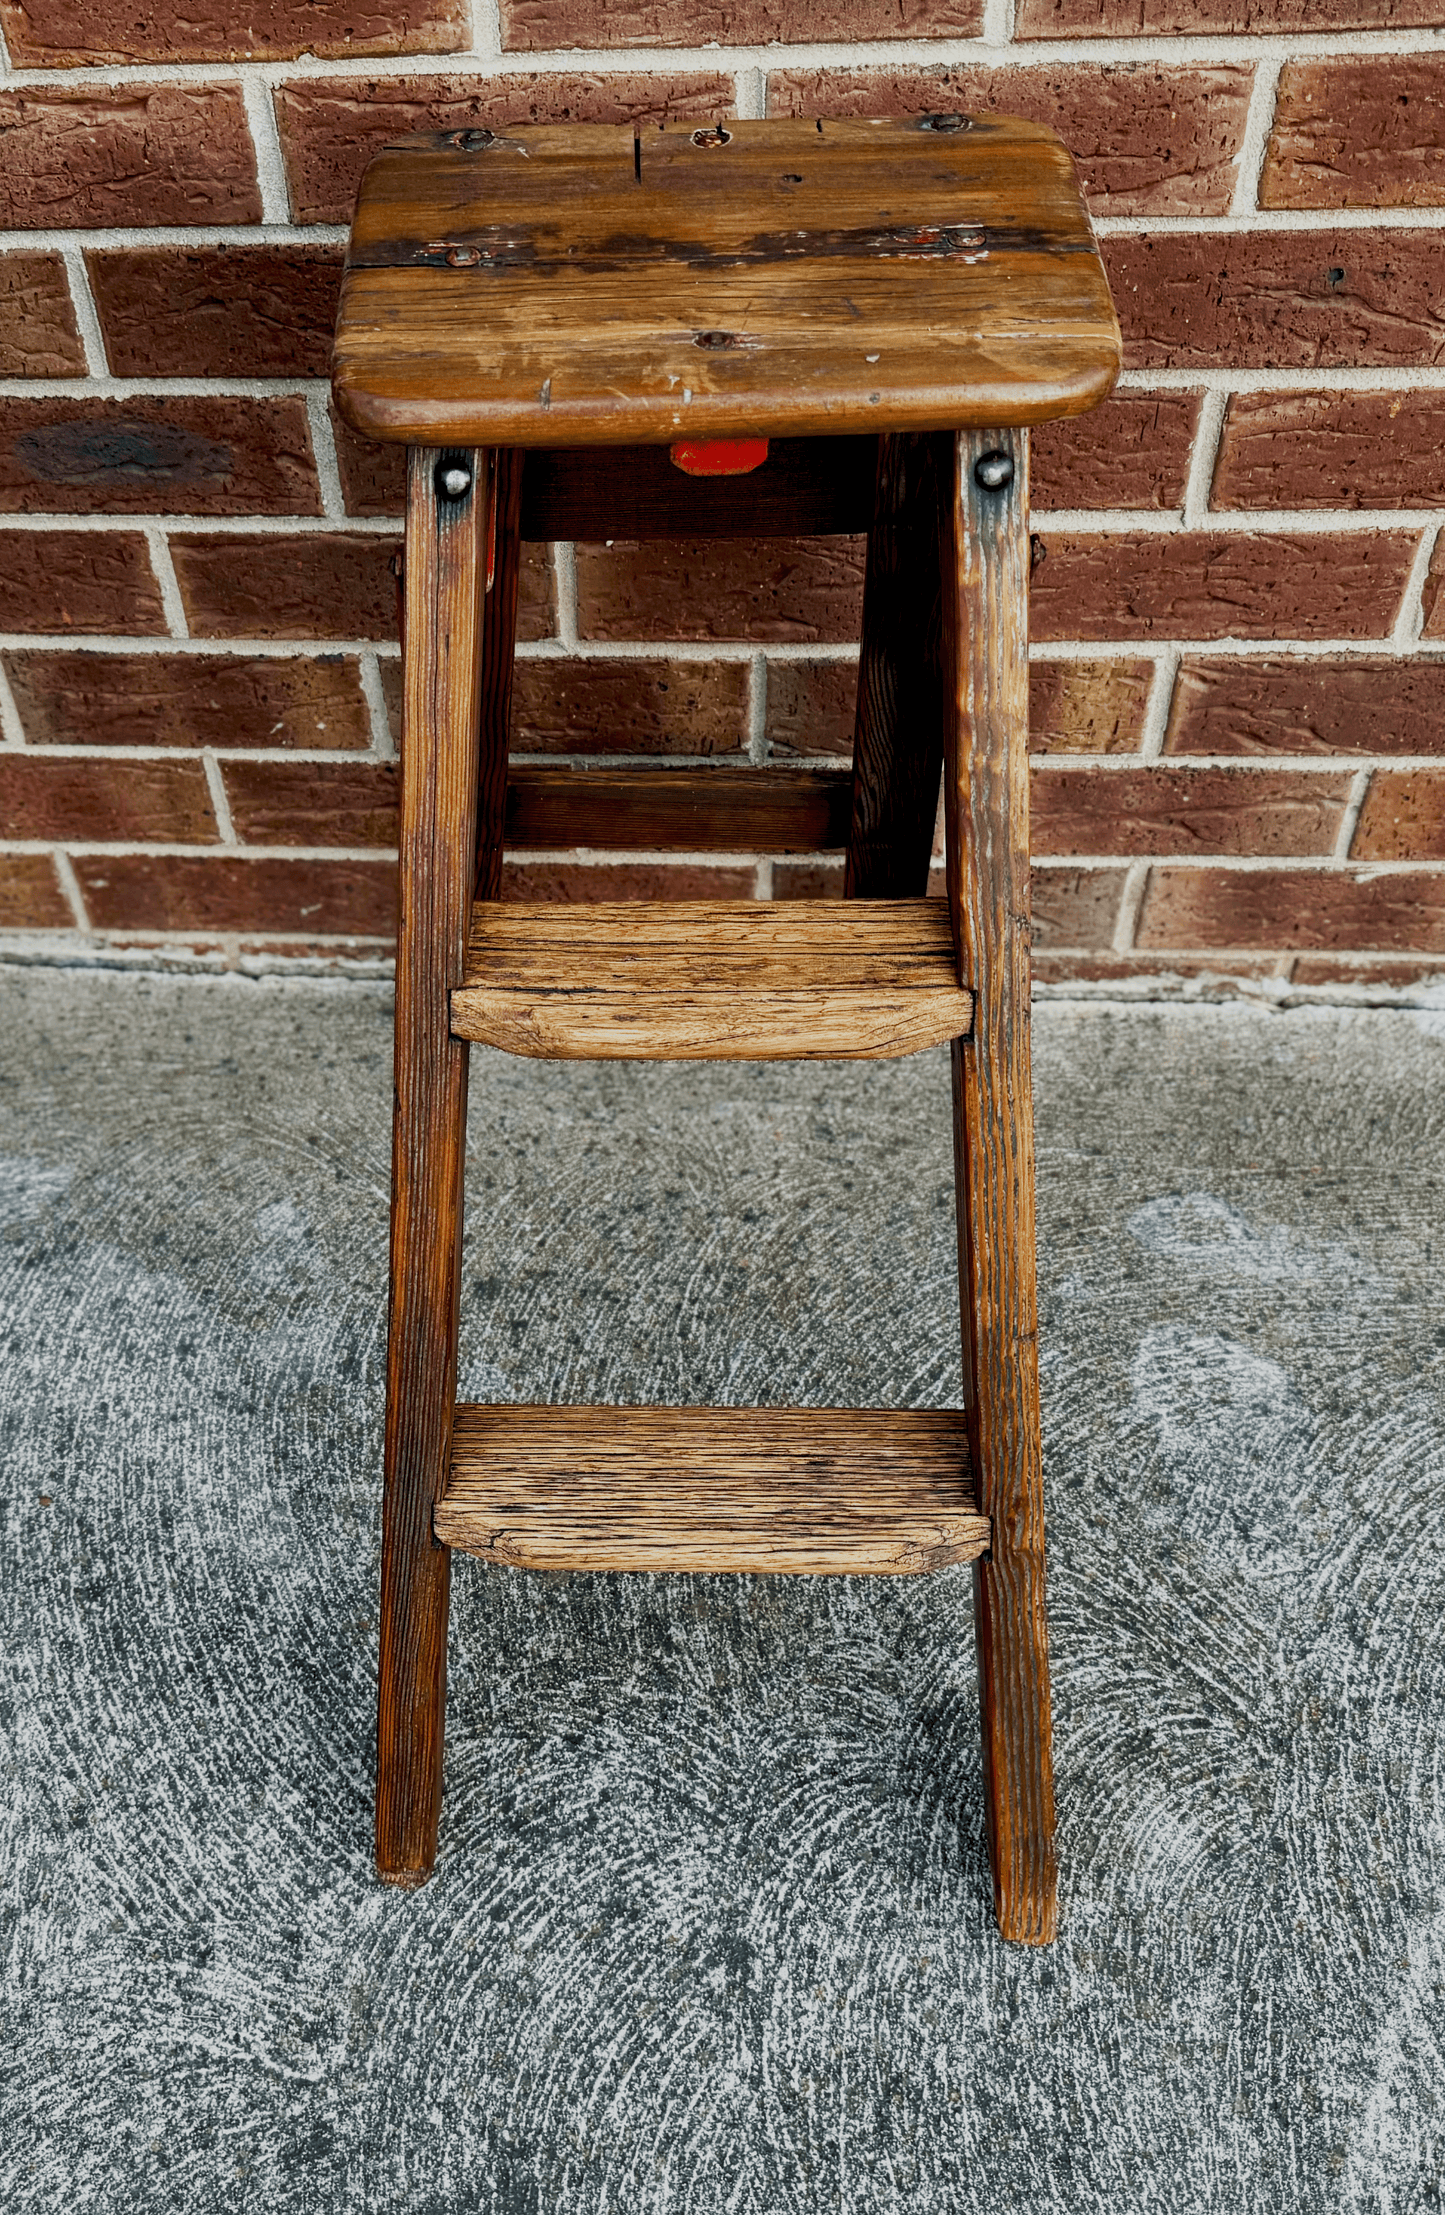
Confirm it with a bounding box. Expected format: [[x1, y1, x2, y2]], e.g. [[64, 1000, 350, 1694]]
[[469, 0, 503, 59], [746, 653, 769, 764], [735, 65, 766, 119], [2, 837, 1436, 873], [1392, 523, 1441, 647], [241, 77, 292, 224], [51, 851, 92, 932], [201, 751, 238, 842], [0, 660, 27, 746], [753, 856, 774, 899], [358, 651, 397, 759], [1333, 767, 1372, 860], [304, 389, 348, 521], [1228, 54, 1283, 219], [144, 529, 190, 638], [1137, 650, 1180, 761], [58, 248, 110, 377], [1111, 861, 1150, 952], [7, 25, 1445, 86], [1180, 392, 1228, 529], [552, 542, 579, 649]]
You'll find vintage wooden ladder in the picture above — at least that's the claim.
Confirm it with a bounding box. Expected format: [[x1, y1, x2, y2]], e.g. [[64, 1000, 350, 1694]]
[[333, 114, 1120, 1945]]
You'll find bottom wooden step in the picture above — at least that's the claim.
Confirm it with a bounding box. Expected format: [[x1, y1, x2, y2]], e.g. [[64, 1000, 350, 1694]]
[[437, 1404, 985, 1575]]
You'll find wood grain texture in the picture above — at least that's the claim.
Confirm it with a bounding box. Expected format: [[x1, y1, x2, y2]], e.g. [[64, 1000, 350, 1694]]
[[845, 430, 948, 899], [519, 437, 877, 541], [475, 446, 523, 903], [333, 117, 1121, 448], [438, 1405, 986, 1574], [450, 896, 973, 1060], [376, 445, 487, 1888], [943, 427, 1058, 1946], [503, 764, 852, 853]]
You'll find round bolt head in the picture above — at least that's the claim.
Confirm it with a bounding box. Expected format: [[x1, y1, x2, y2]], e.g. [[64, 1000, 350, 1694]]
[[974, 449, 1014, 492], [439, 463, 472, 499]]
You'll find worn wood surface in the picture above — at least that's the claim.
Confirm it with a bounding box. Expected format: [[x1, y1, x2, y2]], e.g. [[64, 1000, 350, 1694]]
[[475, 446, 523, 902], [450, 897, 973, 1060], [519, 436, 877, 541], [943, 427, 1058, 1946], [334, 117, 1120, 448], [376, 446, 487, 1889], [504, 764, 852, 853], [845, 431, 948, 900], [438, 1405, 986, 1574]]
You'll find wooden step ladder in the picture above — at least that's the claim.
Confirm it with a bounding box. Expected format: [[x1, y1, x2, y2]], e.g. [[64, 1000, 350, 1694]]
[[333, 113, 1121, 1945]]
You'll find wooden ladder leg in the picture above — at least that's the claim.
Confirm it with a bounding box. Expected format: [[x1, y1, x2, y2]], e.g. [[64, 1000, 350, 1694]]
[[943, 426, 1058, 1945], [844, 430, 947, 898], [376, 445, 490, 1886]]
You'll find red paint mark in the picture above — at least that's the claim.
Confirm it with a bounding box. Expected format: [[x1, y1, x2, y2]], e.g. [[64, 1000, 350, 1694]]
[[669, 438, 770, 478]]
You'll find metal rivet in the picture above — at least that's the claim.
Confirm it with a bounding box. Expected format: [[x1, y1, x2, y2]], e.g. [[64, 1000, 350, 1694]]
[[438, 462, 472, 500], [920, 113, 971, 133], [974, 450, 1014, 491], [691, 126, 732, 147]]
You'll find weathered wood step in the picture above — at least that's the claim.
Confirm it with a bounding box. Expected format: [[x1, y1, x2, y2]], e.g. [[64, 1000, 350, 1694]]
[[436, 1404, 986, 1574], [450, 897, 973, 1061]]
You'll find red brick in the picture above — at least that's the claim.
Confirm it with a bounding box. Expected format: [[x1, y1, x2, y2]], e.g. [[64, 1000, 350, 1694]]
[[1033, 951, 1280, 983], [1031, 660, 1153, 753], [1292, 953, 1445, 985], [1350, 770, 1445, 859], [4, 650, 375, 750], [1212, 391, 1445, 510], [88, 246, 343, 380], [1262, 57, 1445, 211], [501, 0, 979, 53], [1018, 1, 1445, 31], [74, 853, 398, 934], [765, 655, 1152, 756], [275, 72, 735, 225], [331, 409, 407, 518], [1137, 865, 1445, 952], [1106, 229, 1445, 371], [0, 254, 84, 379], [773, 858, 845, 898], [770, 63, 1251, 218], [171, 532, 400, 641], [577, 538, 865, 645], [1031, 763, 1348, 857], [499, 859, 756, 899], [764, 660, 855, 756], [511, 657, 749, 755], [0, 754, 215, 842], [0, 854, 71, 928], [1031, 529, 1416, 642], [0, 530, 165, 634], [1032, 394, 1198, 511], [1032, 864, 1127, 946], [1414, 535, 1445, 638], [0, 0, 465, 63], [1166, 656, 1445, 756], [223, 758, 398, 847], [0, 399, 321, 519], [0, 88, 260, 230]]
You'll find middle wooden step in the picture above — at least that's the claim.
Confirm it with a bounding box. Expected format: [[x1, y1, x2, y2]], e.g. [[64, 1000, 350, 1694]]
[[450, 897, 973, 1061], [436, 1404, 987, 1575]]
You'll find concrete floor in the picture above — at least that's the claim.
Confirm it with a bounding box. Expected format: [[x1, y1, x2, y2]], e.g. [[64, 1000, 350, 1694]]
[[2, 968, 1442, 2214]]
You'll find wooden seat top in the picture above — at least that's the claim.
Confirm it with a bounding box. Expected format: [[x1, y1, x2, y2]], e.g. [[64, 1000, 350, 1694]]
[[332, 115, 1120, 450]]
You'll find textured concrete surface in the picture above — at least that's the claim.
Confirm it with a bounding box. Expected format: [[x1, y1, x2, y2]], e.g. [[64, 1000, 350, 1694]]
[[3, 970, 1443, 2214]]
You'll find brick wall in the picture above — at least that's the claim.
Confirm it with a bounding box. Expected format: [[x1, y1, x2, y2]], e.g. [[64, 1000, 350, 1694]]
[[2, 3, 1444, 990]]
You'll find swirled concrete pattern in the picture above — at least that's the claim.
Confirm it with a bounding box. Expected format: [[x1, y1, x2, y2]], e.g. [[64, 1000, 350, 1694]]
[[3, 971, 1442, 2213]]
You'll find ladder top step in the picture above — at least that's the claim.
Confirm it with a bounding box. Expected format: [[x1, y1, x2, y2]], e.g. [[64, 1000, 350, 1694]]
[[437, 1404, 985, 1576], [450, 897, 973, 1062], [333, 115, 1120, 449]]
